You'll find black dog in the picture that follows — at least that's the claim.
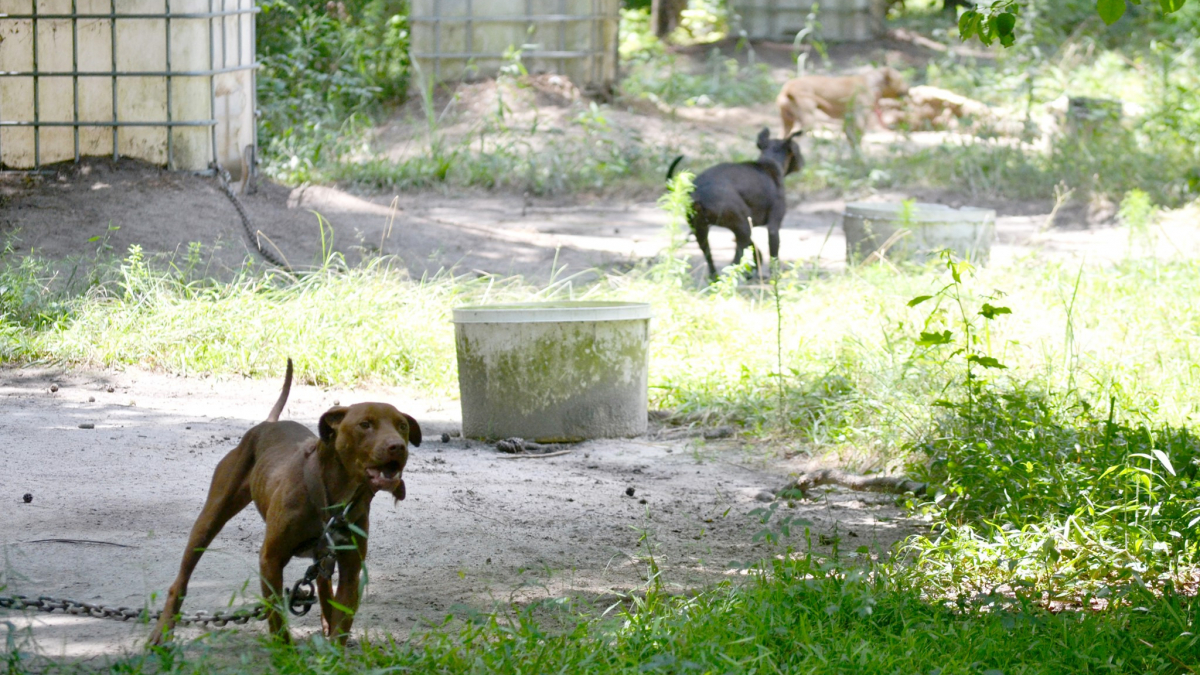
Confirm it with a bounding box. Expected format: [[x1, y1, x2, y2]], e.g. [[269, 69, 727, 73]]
[[667, 128, 804, 280]]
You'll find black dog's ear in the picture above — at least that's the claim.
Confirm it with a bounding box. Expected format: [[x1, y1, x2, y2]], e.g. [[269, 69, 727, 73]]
[[319, 406, 349, 443], [403, 413, 422, 447], [756, 127, 771, 149], [787, 130, 805, 141]]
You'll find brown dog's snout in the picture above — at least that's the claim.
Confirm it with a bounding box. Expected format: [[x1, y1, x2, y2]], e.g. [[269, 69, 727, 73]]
[[379, 440, 409, 473]]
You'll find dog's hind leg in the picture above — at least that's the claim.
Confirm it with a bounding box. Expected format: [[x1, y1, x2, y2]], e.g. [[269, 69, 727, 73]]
[[150, 446, 255, 645], [727, 212, 755, 273], [779, 99, 797, 137], [693, 220, 719, 281], [258, 532, 296, 642]]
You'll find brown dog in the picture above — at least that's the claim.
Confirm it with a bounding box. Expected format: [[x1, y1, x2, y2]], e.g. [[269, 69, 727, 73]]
[[149, 359, 421, 645], [776, 67, 909, 146]]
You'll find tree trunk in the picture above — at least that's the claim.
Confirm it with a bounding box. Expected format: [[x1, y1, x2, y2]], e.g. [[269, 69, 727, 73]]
[[651, 0, 687, 39]]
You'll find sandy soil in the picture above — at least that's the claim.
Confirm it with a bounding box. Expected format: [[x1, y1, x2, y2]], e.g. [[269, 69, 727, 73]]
[[0, 366, 917, 661]]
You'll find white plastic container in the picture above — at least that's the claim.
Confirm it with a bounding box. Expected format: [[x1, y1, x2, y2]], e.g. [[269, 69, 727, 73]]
[[842, 202, 996, 265], [453, 301, 651, 441], [0, 0, 255, 174]]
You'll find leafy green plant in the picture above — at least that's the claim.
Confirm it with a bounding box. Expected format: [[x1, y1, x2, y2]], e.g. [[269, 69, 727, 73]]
[[906, 251, 1012, 407], [256, 0, 410, 183], [1119, 188, 1158, 254], [651, 169, 695, 285]]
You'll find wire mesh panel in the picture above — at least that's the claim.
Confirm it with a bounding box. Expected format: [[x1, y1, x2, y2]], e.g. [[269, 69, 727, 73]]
[[409, 0, 620, 93], [0, 0, 257, 174], [729, 0, 883, 42]]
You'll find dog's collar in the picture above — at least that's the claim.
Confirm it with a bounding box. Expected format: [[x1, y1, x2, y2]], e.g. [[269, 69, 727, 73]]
[[757, 159, 785, 186], [302, 445, 369, 551]]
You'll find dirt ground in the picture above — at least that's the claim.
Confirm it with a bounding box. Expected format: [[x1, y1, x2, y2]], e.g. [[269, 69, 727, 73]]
[[4, 154, 1198, 288], [0, 365, 918, 661]]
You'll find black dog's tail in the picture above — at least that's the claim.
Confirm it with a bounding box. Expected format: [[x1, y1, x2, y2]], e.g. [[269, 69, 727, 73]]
[[665, 155, 684, 181]]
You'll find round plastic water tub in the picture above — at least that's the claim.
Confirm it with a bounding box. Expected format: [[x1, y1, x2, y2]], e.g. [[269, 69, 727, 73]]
[[453, 301, 652, 441], [842, 202, 996, 265]]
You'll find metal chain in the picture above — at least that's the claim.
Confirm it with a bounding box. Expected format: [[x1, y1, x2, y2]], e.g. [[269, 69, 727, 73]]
[[289, 503, 356, 617], [211, 162, 291, 271], [0, 593, 281, 627], [1, 496, 357, 627]]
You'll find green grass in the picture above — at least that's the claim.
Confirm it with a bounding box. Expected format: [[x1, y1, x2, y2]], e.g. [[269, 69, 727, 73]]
[[6, 236, 1200, 670], [10, 246, 1200, 438], [6, 552, 1196, 674]]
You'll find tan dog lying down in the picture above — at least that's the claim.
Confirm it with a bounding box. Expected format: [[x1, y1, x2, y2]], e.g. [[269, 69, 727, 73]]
[[888, 85, 992, 130], [149, 359, 422, 645], [777, 67, 909, 145]]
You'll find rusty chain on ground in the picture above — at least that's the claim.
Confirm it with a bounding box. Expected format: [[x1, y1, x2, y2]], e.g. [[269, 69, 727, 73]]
[[1, 492, 351, 628], [0, 593, 275, 627], [0, 510, 343, 626], [211, 161, 292, 271]]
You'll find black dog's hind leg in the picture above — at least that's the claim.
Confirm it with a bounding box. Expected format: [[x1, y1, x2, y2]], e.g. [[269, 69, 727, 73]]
[[694, 221, 718, 281]]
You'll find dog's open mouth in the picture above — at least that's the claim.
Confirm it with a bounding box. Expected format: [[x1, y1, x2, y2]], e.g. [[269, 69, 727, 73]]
[[365, 461, 405, 496]]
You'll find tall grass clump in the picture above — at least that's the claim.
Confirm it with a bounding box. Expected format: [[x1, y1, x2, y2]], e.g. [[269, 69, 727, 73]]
[[257, 0, 410, 183]]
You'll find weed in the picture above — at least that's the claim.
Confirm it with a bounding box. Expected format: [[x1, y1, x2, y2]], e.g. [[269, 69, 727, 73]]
[[256, 0, 409, 183], [652, 170, 695, 285]]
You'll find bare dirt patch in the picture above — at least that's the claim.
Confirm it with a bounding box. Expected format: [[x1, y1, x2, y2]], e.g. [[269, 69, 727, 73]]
[[1, 366, 917, 660], [5, 156, 1195, 290]]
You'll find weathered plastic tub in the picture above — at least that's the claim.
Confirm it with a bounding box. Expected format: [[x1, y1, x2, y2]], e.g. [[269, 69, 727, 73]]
[[842, 202, 996, 265], [453, 301, 652, 442]]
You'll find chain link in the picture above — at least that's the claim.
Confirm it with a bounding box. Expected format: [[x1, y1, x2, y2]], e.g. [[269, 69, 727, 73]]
[[0, 593, 284, 627], [1, 496, 353, 628]]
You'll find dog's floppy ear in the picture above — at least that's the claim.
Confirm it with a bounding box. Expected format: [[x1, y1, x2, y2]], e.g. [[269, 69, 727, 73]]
[[319, 406, 349, 443], [403, 413, 422, 447], [756, 127, 771, 149], [787, 130, 804, 141]]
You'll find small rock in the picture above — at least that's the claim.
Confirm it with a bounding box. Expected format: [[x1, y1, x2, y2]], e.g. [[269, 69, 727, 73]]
[[754, 491, 775, 502], [106, 386, 115, 393], [441, 432, 451, 443], [496, 438, 525, 454], [22, 493, 32, 504], [486, 558, 492, 564], [703, 426, 735, 440], [186, 426, 191, 430], [88, 396, 95, 403], [332, 400, 340, 406], [49, 384, 59, 393], [78, 423, 95, 430], [625, 487, 636, 497], [639, 498, 647, 504]]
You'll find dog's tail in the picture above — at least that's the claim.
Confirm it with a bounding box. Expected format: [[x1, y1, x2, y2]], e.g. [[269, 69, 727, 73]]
[[666, 155, 684, 181], [267, 358, 293, 423]]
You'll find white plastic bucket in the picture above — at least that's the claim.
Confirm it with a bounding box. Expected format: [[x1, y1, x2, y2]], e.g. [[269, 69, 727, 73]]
[[842, 202, 996, 265], [453, 301, 652, 441]]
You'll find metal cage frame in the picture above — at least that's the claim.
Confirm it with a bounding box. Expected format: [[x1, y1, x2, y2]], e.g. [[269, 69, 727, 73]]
[[409, 0, 614, 87], [0, 1, 258, 172]]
